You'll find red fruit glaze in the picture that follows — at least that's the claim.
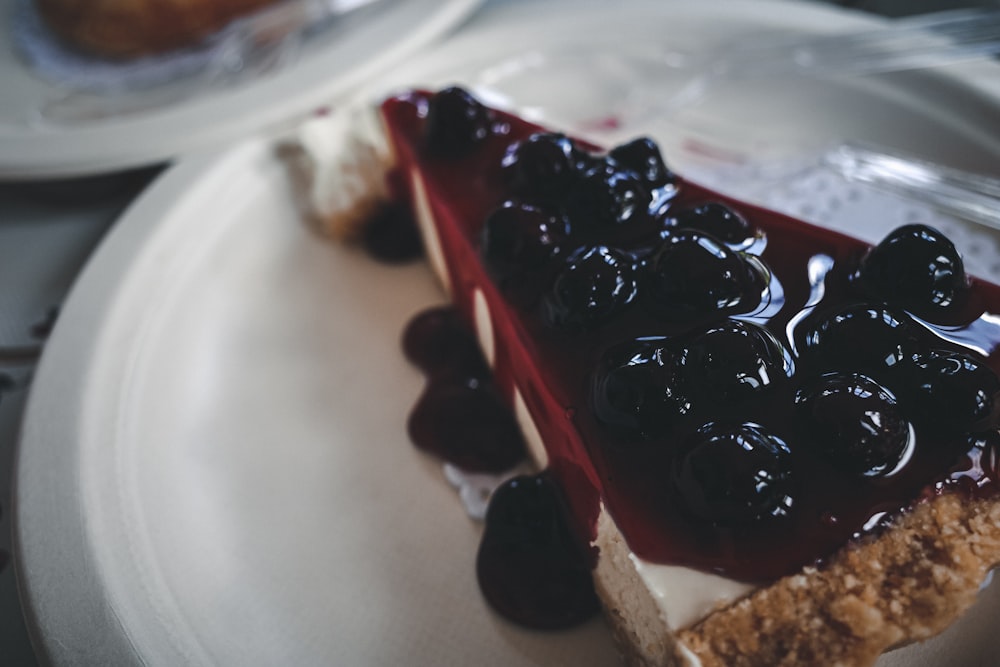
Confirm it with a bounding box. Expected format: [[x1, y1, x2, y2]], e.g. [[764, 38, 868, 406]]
[[386, 90, 1000, 582]]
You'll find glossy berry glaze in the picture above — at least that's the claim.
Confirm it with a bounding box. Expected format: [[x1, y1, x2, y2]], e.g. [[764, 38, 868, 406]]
[[404, 305, 599, 627], [385, 88, 1000, 583], [476, 472, 600, 629], [362, 202, 424, 263], [404, 306, 527, 472], [404, 304, 598, 626]]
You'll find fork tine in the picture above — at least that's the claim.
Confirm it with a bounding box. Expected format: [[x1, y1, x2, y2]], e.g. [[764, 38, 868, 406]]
[[721, 9, 1000, 77], [650, 9, 1000, 121]]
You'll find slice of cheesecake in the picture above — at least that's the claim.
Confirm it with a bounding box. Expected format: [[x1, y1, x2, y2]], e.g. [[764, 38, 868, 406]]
[[297, 87, 1000, 666]]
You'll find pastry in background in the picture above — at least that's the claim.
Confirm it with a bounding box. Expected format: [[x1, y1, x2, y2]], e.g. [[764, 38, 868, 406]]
[[34, 0, 284, 59]]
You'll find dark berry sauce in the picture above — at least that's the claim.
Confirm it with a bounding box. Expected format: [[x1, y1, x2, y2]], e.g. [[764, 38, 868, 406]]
[[403, 307, 599, 627], [362, 202, 423, 263], [387, 88, 1000, 585], [477, 473, 600, 629], [403, 307, 526, 472]]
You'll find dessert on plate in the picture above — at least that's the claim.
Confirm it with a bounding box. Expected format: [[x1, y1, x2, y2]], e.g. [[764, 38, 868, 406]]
[[34, 0, 283, 58], [289, 87, 1000, 667]]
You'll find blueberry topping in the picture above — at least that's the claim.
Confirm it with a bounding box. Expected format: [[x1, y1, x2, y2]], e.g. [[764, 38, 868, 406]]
[[362, 202, 423, 263], [482, 201, 570, 280], [854, 224, 967, 312], [906, 349, 1000, 433], [402, 306, 488, 379], [423, 87, 492, 157], [672, 202, 753, 245], [671, 422, 793, 525], [477, 474, 599, 629], [796, 303, 919, 375], [565, 161, 650, 228], [678, 320, 792, 405], [502, 133, 581, 197], [392, 90, 1000, 588], [647, 229, 767, 321], [609, 137, 675, 190], [407, 379, 526, 472], [796, 373, 910, 477], [543, 246, 638, 329], [591, 338, 689, 438]]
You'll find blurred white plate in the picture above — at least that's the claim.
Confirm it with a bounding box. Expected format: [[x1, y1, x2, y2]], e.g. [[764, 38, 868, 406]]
[[15, 1, 1000, 665], [0, 0, 482, 179]]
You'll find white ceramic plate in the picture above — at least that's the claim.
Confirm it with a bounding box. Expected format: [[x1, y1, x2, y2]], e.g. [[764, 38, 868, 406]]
[[15, 1, 1000, 665], [0, 0, 482, 179]]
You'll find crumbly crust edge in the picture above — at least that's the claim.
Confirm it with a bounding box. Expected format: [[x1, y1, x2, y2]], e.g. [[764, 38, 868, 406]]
[[677, 493, 1000, 667]]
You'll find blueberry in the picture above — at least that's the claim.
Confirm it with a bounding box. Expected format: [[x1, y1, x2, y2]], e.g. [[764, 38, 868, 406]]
[[481, 201, 570, 280], [362, 202, 423, 263], [671, 422, 793, 525], [502, 133, 581, 197], [543, 246, 638, 329], [591, 338, 690, 438], [795, 373, 911, 477], [609, 137, 675, 190], [423, 87, 492, 157], [671, 202, 753, 245], [677, 320, 792, 405], [402, 306, 488, 379], [407, 379, 526, 472], [477, 474, 599, 629], [795, 303, 919, 376], [647, 229, 767, 321], [565, 161, 651, 228], [854, 224, 967, 312], [906, 349, 1000, 433]]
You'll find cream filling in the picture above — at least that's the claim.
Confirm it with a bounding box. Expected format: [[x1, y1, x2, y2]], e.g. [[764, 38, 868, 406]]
[[628, 550, 755, 631], [410, 172, 452, 296], [473, 288, 495, 367], [284, 103, 393, 238], [513, 388, 548, 469]]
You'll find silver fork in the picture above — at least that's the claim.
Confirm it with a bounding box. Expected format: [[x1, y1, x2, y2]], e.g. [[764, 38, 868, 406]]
[[822, 143, 1000, 232], [663, 9, 1000, 113], [671, 137, 1000, 233]]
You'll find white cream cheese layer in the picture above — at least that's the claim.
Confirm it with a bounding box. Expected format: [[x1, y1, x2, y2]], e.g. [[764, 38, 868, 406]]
[[628, 546, 756, 631], [473, 288, 495, 367], [285, 102, 392, 238], [513, 388, 548, 469], [410, 170, 451, 295]]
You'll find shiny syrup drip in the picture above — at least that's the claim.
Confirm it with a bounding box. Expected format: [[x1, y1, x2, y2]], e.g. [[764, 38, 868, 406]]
[[403, 307, 526, 473], [362, 202, 423, 264], [383, 90, 1000, 584], [477, 472, 600, 629], [403, 306, 598, 628]]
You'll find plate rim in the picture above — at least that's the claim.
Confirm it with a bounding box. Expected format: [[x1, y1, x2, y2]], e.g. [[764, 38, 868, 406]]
[[13, 137, 273, 665], [14, 0, 1000, 664], [0, 0, 483, 180]]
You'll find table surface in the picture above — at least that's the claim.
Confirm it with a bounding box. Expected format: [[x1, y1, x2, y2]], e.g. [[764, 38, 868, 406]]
[[1, 0, 997, 664]]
